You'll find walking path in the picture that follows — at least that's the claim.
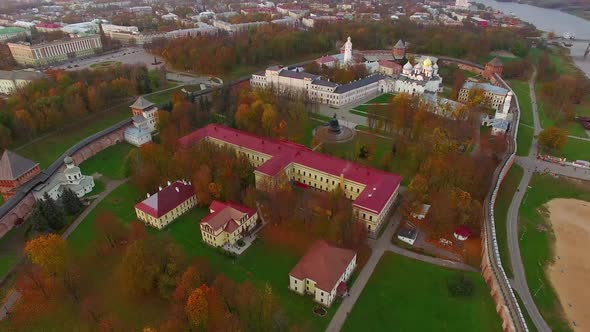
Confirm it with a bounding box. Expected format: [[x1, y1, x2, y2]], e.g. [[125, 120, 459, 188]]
[[0, 178, 128, 320]]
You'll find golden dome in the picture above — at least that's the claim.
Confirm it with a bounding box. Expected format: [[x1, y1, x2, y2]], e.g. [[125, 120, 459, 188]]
[[423, 57, 432, 67]]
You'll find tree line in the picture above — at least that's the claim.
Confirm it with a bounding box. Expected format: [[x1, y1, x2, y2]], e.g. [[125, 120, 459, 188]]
[[0, 65, 167, 153]]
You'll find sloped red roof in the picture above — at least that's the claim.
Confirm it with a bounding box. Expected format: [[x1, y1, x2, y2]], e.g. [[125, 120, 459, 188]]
[[378, 59, 402, 70], [200, 200, 256, 232], [179, 125, 402, 214], [454, 225, 472, 237], [316, 55, 336, 64], [135, 181, 194, 218], [289, 240, 356, 292]]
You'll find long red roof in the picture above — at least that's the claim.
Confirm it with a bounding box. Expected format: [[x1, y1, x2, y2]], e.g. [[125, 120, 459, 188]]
[[290, 240, 356, 292], [179, 124, 402, 214], [135, 181, 194, 218]]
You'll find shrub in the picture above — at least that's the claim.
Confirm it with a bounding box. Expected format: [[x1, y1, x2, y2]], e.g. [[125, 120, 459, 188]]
[[237, 239, 245, 247], [447, 273, 474, 297]]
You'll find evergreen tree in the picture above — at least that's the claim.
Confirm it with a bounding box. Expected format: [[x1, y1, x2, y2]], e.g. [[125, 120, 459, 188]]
[[61, 188, 84, 215], [41, 193, 64, 231], [28, 203, 49, 233]]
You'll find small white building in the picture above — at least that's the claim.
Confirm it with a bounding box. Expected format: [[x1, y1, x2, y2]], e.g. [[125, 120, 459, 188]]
[[397, 226, 418, 246], [289, 240, 356, 307], [410, 203, 431, 220], [33, 156, 94, 201]]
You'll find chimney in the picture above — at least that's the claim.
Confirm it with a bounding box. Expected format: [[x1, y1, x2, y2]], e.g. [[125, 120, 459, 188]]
[[167, 180, 171, 186], [146, 193, 150, 198], [175, 187, 179, 192], [158, 186, 163, 191]]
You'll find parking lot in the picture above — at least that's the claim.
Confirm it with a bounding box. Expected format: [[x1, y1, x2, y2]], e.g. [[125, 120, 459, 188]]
[[54, 47, 166, 71]]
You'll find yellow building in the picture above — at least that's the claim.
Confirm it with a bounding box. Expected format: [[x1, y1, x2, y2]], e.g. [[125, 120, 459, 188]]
[[179, 125, 402, 237], [289, 240, 357, 307], [200, 200, 259, 248], [134, 180, 197, 229]]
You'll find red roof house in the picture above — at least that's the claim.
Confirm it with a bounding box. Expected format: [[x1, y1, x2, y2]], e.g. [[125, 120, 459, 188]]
[[453, 225, 473, 241], [289, 240, 356, 306], [134, 180, 196, 229], [200, 201, 258, 248]]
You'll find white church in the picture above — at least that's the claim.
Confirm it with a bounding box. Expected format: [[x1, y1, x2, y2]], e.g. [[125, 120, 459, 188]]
[[250, 37, 444, 108], [33, 156, 95, 201]]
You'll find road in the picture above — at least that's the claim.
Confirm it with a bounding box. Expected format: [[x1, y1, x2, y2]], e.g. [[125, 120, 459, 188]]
[[505, 68, 590, 332], [0, 178, 128, 320]]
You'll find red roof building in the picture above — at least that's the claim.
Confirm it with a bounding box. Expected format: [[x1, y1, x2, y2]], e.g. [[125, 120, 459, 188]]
[[453, 225, 473, 241], [288, 240, 356, 307], [200, 200, 258, 248], [179, 125, 402, 236], [134, 180, 197, 229], [378, 59, 403, 76]]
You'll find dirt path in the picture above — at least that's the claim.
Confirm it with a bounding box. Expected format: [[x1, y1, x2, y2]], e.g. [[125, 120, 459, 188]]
[[546, 198, 590, 331]]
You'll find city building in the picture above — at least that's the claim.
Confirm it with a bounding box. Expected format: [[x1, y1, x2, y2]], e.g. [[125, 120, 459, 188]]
[[200, 200, 258, 248], [377, 60, 402, 76], [7, 34, 102, 66], [458, 81, 508, 111], [455, 0, 470, 10], [129, 6, 152, 14], [101, 24, 139, 34], [129, 96, 157, 132], [315, 55, 337, 68], [134, 180, 197, 229], [179, 125, 402, 236], [0, 27, 29, 42], [484, 57, 504, 78], [289, 240, 356, 307], [35, 22, 62, 32], [301, 16, 339, 28], [0, 70, 44, 95], [251, 38, 442, 107], [0, 150, 41, 201], [61, 22, 99, 35], [32, 156, 94, 201]]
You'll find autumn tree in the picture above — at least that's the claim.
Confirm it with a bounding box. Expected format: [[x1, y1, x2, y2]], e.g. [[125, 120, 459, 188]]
[[186, 286, 209, 329], [25, 234, 67, 276], [95, 211, 127, 250], [538, 126, 568, 153]]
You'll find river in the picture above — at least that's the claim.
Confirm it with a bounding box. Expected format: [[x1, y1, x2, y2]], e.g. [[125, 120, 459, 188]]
[[475, 0, 590, 77]]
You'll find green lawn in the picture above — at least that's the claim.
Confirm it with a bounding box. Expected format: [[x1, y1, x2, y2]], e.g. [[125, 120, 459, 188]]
[[510, 80, 533, 126], [519, 174, 590, 332], [67, 182, 336, 331], [15, 102, 133, 168], [559, 137, 590, 161], [144, 83, 188, 106], [298, 118, 325, 148], [0, 254, 16, 278], [494, 164, 524, 279], [79, 143, 135, 179], [516, 124, 534, 157], [353, 93, 393, 112], [342, 253, 502, 332]]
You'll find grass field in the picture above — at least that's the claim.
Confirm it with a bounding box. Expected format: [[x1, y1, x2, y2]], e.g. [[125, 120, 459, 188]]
[[341, 253, 502, 332], [494, 164, 524, 278], [67, 182, 336, 331], [89, 61, 122, 69], [516, 124, 534, 157], [519, 174, 590, 332], [353, 93, 393, 112], [79, 143, 135, 179], [510, 80, 533, 126]]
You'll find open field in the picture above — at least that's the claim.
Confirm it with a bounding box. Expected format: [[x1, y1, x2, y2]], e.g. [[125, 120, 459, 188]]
[[519, 174, 590, 332], [67, 182, 336, 331], [89, 60, 122, 69], [546, 199, 590, 330], [341, 253, 502, 332], [494, 164, 524, 278], [516, 124, 534, 157], [79, 143, 135, 180]]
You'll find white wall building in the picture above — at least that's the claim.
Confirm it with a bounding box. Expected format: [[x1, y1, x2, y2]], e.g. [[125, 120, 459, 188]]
[[289, 240, 356, 307], [455, 0, 470, 10], [0, 70, 44, 95], [33, 156, 95, 201]]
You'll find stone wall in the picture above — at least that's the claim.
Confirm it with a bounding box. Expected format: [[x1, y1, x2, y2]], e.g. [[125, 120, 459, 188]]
[[0, 120, 131, 238]]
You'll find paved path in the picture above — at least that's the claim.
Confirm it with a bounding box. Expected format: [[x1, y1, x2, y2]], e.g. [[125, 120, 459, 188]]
[[0, 178, 128, 320]]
